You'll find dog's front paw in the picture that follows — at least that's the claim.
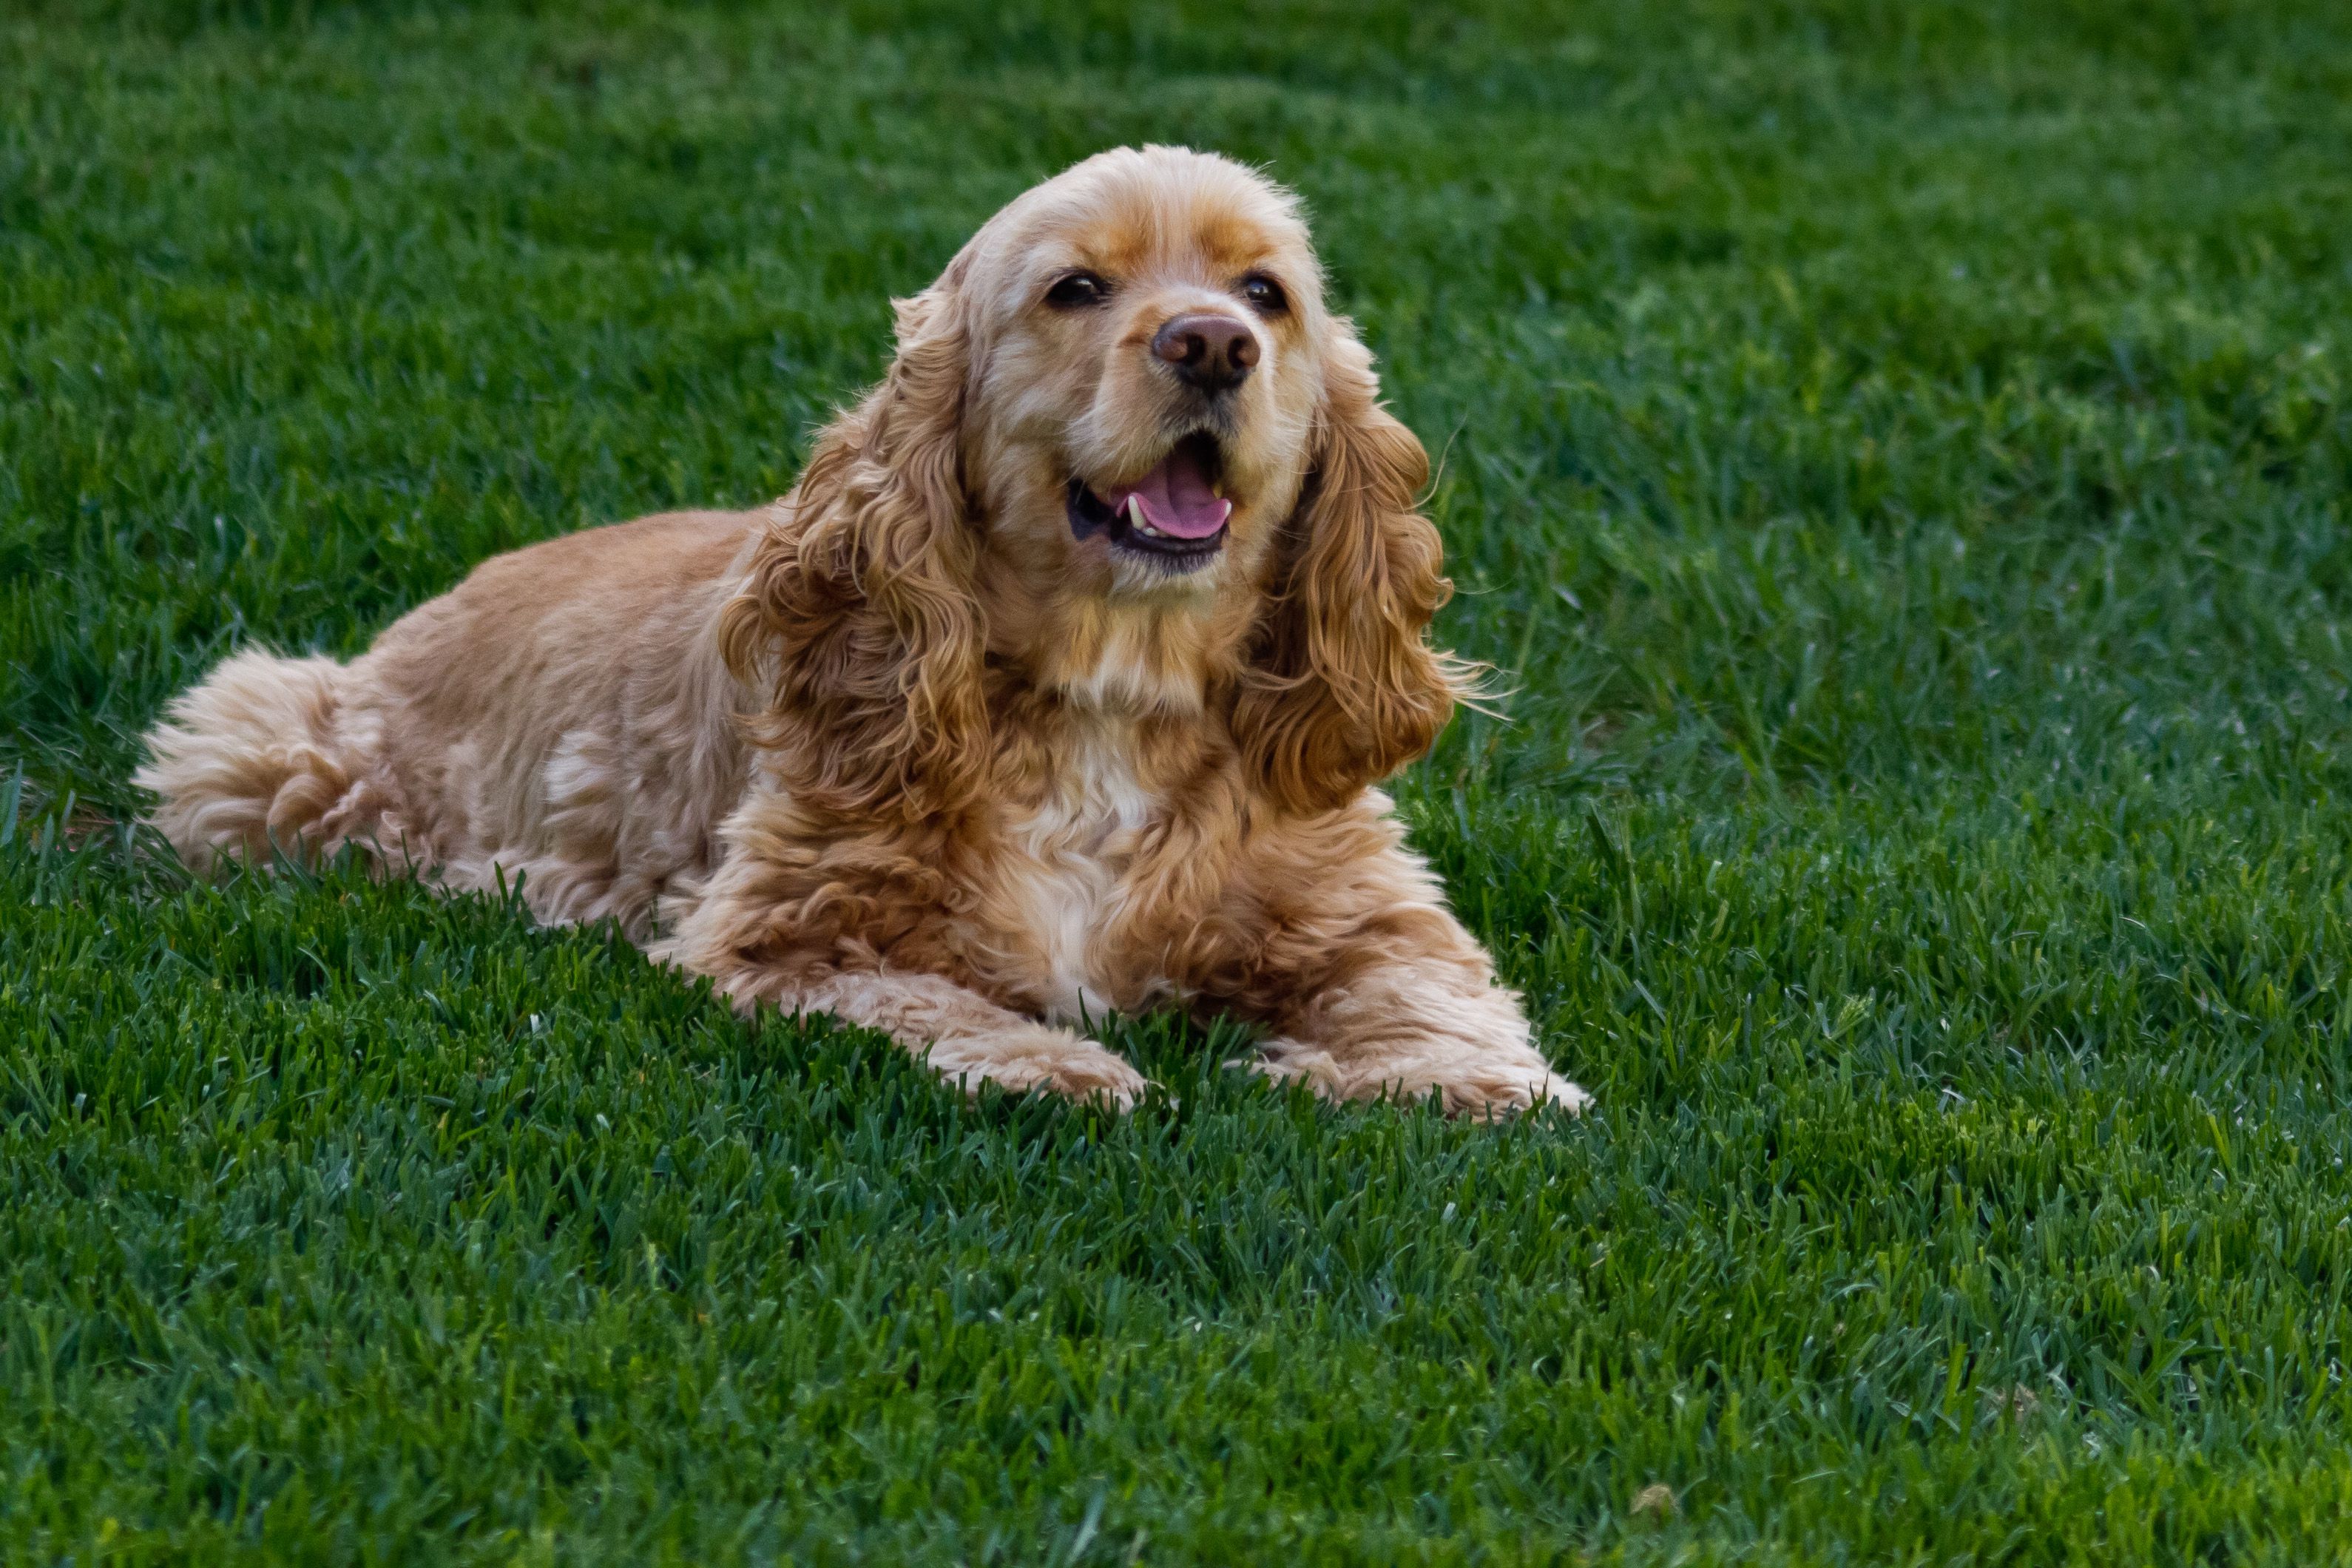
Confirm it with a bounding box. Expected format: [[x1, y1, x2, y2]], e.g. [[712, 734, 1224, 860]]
[[1030, 1041, 1153, 1111], [1442, 1067, 1592, 1121], [1244, 1037, 1589, 1121], [1229, 1040, 1342, 1100], [931, 1029, 1152, 1112]]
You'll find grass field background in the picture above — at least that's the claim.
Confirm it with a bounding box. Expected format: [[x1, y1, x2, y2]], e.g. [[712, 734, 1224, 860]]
[[7, 1, 2352, 1561]]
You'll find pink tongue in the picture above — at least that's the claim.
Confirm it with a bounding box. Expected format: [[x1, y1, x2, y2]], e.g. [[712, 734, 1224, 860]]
[[1101, 447, 1231, 539]]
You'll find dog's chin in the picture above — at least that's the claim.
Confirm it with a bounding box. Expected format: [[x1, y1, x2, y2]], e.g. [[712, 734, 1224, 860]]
[[1065, 431, 1231, 584]]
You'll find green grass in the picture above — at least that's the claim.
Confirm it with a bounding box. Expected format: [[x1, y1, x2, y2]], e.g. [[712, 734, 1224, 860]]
[[7, 0, 2352, 1560]]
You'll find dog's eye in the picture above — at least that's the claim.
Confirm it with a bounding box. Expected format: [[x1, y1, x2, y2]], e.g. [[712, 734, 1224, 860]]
[[1045, 271, 1109, 308], [1242, 274, 1288, 315]]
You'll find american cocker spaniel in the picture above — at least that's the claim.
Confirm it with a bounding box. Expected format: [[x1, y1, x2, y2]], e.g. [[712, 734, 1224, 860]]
[[139, 146, 1589, 1118]]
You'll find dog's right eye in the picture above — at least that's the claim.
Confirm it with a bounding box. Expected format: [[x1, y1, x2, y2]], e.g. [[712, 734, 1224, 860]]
[[1045, 271, 1109, 308]]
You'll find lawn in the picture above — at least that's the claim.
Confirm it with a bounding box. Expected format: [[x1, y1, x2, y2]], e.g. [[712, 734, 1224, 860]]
[[6, 0, 2352, 1561]]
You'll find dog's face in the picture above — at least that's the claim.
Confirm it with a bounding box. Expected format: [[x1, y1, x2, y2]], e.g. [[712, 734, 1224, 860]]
[[729, 146, 1462, 817], [953, 148, 1328, 626]]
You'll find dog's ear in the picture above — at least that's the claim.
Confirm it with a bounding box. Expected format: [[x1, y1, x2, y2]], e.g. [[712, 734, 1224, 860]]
[[1232, 329, 1470, 814], [720, 271, 988, 820]]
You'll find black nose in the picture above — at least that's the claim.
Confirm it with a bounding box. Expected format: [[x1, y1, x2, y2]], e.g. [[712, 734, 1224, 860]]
[[1152, 311, 1259, 393]]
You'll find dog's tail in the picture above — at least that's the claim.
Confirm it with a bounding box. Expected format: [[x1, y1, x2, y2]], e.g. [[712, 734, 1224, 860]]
[[135, 647, 376, 872]]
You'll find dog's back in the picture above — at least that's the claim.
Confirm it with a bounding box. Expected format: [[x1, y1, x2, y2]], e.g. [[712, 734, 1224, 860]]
[[139, 509, 763, 935]]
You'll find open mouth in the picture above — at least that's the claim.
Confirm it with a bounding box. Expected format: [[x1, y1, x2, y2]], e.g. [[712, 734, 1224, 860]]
[[1066, 432, 1231, 569]]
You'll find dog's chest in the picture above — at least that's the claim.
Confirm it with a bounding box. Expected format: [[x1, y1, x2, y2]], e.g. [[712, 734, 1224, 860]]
[[990, 731, 1163, 1024]]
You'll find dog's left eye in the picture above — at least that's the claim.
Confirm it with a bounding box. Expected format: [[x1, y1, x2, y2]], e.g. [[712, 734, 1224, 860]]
[[1045, 271, 1109, 308], [1241, 274, 1288, 315]]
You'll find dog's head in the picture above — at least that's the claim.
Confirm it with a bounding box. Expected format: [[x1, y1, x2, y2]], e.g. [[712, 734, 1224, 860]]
[[956, 146, 1322, 610], [726, 146, 1467, 818]]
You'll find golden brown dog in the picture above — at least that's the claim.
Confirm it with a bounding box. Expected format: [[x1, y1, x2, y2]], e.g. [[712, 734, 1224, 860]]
[[138, 146, 1588, 1117]]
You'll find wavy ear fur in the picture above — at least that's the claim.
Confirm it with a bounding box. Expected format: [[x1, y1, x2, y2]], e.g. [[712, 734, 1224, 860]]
[[1234, 331, 1470, 814], [720, 277, 987, 820]]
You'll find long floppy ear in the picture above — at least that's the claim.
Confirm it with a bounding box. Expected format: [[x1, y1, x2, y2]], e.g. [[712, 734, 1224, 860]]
[[718, 274, 987, 821], [1232, 330, 1473, 814]]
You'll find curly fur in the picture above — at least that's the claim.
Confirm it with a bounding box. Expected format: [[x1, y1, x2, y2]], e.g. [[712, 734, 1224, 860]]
[[138, 146, 1588, 1118]]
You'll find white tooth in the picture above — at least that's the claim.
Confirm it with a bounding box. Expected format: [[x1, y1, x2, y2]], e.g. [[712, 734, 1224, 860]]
[[1126, 495, 1146, 529]]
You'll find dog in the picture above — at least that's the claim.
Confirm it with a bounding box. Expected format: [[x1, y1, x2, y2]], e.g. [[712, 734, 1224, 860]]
[[138, 146, 1589, 1118]]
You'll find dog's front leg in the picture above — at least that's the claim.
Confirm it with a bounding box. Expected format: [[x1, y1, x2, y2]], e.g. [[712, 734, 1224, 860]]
[[1239, 875, 1590, 1119], [730, 967, 1153, 1109], [706, 964, 1157, 1109], [802, 968, 1152, 1106], [655, 825, 1152, 1108]]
